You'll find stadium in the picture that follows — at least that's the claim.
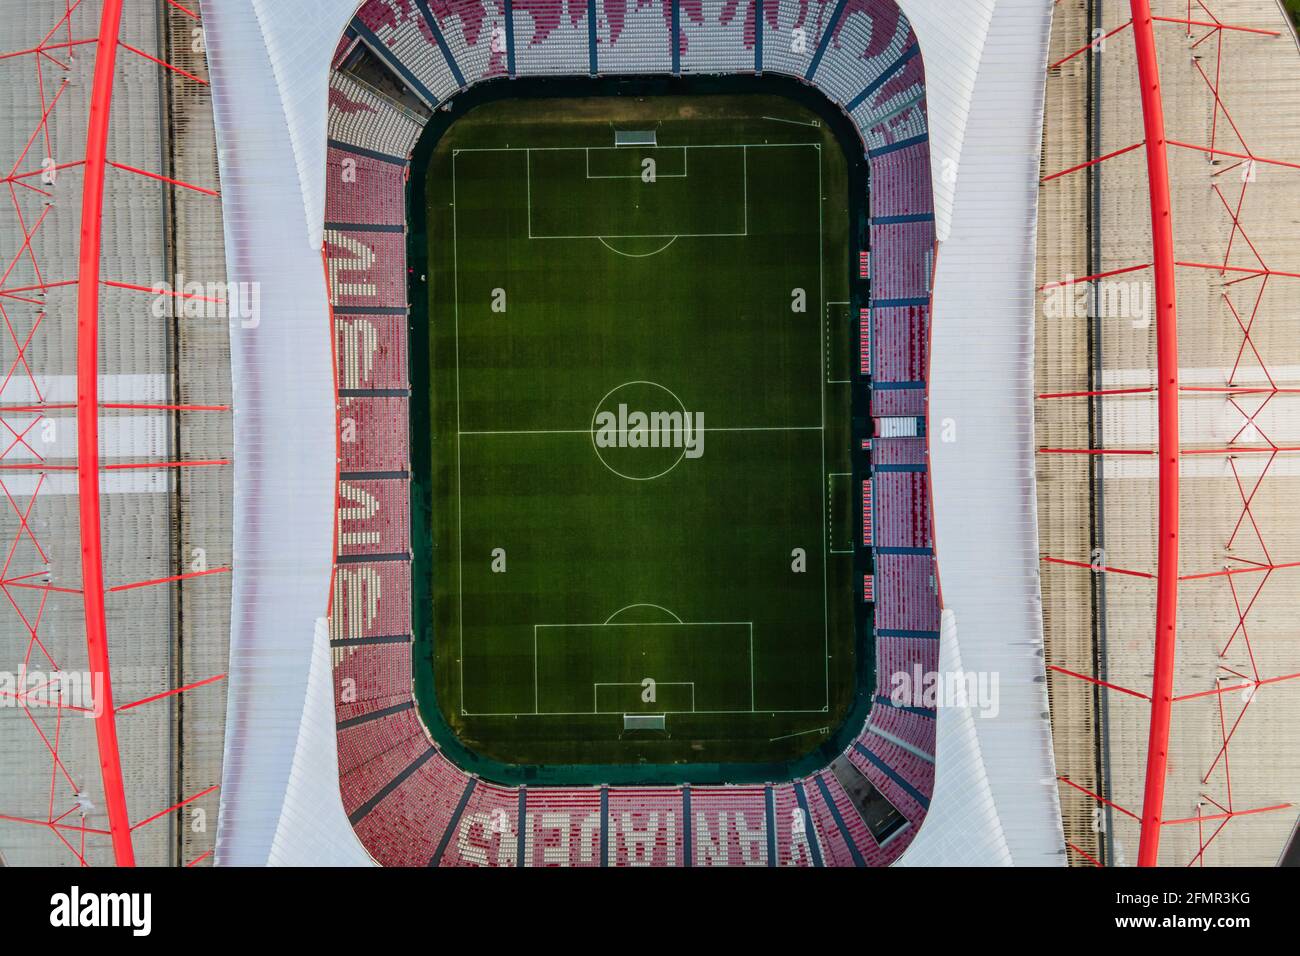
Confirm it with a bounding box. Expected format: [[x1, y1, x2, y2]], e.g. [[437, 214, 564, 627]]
[[0, 0, 1296, 873]]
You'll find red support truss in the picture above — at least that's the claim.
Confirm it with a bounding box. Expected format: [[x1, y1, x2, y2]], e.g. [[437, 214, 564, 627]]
[[0, 0, 229, 867], [1040, 0, 1299, 866]]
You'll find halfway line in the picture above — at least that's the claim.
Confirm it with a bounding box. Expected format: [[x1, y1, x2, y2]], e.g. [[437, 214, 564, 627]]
[[459, 425, 824, 436]]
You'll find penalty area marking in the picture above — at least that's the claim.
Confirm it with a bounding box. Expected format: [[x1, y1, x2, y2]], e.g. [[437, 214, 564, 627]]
[[595, 235, 679, 258], [603, 602, 684, 625], [594, 681, 696, 714], [584, 145, 688, 180], [517, 143, 778, 241], [519, 619, 756, 717]]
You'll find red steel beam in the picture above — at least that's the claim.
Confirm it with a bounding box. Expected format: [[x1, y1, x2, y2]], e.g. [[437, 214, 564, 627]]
[[1150, 15, 1280, 38], [1040, 141, 1145, 183], [75, 0, 134, 867], [1130, 0, 1181, 868]]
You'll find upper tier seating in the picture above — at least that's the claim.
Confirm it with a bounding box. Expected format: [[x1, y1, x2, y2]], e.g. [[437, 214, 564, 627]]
[[328, 70, 426, 159], [513, 0, 593, 75], [679, 0, 758, 74], [328, 0, 939, 868], [596, 0, 674, 74]]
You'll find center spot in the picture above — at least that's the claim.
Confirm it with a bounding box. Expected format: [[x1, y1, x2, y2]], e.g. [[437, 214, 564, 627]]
[[590, 381, 703, 481]]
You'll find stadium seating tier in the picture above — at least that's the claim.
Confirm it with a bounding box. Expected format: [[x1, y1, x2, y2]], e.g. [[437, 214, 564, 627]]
[[328, 0, 937, 867]]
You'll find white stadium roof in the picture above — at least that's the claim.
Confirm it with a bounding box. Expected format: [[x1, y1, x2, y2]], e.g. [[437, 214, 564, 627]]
[[209, 0, 1063, 866]]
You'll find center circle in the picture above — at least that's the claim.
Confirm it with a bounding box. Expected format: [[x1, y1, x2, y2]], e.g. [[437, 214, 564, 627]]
[[590, 380, 693, 481]]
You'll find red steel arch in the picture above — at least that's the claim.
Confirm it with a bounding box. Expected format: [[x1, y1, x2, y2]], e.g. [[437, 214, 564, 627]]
[[76, 0, 133, 869], [0, 0, 229, 867], [1129, 0, 1180, 870], [1040, 0, 1299, 866]]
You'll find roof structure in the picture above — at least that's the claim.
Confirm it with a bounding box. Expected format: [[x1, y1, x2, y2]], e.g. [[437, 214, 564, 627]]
[[208, 0, 1063, 867], [8, 0, 1291, 870], [1037, 0, 1300, 867], [904, 0, 1064, 866], [204, 0, 372, 867], [0, 0, 231, 867]]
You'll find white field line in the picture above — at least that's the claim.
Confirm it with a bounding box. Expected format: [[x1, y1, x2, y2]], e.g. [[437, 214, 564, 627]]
[[514, 143, 820, 241], [584, 145, 688, 179], [827, 471, 854, 554], [826, 301, 853, 384], [453, 138, 836, 718], [457, 425, 823, 436], [527, 621, 754, 718], [593, 681, 695, 714], [816, 140, 830, 711]]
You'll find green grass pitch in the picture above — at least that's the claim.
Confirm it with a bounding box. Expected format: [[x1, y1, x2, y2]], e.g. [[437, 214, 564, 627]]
[[417, 94, 857, 773]]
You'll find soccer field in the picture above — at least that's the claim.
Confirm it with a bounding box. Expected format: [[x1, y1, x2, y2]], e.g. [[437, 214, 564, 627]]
[[413, 93, 862, 776]]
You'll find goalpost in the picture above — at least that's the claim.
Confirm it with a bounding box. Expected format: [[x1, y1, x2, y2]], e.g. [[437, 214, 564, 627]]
[[614, 129, 657, 147], [624, 714, 666, 731]]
